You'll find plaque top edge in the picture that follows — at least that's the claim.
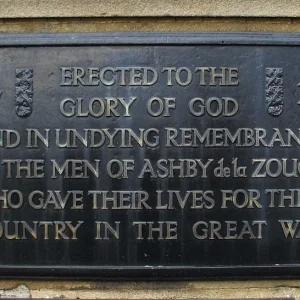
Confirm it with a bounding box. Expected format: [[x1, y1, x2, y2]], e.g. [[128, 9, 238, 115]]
[[2, 32, 300, 46]]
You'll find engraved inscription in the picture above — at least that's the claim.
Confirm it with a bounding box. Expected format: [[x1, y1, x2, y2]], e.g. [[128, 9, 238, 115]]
[[15, 69, 33, 117], [266, 67, 283, 116]]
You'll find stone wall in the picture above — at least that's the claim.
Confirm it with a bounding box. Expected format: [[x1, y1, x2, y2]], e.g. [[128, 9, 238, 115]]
[[0, 1, 299, 299], [0, 280, 299, 299]]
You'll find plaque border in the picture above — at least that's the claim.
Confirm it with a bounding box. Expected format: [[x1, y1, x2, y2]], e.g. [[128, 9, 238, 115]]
[[0, 32, 299, 279], [1, 32, 300, 46]]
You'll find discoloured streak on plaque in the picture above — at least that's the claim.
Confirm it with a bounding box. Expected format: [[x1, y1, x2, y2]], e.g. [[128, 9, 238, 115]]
[[15, 69, 33, 117], [266, 67, 283, 116]]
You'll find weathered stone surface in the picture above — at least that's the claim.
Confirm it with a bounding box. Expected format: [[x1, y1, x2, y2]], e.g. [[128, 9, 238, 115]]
[[1, 0, 300, 18], [0, 280, 297, 299], [2, 17, 300, 34], [0, 285, 31, 298]]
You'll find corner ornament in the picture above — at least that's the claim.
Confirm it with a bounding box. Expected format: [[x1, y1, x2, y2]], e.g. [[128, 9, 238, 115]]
[[265, 67, 283, 117], [15, 68, 33, 117]]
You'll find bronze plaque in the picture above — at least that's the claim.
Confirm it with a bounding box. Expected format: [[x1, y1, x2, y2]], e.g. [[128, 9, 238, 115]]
[[0, 33, 299, 278]]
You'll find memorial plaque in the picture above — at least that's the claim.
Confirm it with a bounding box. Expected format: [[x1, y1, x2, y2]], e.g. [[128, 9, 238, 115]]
[[1, 32, 300, 278]]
